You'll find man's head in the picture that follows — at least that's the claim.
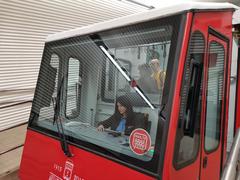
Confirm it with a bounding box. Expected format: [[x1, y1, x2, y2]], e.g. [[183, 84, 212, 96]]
[[138, 63, 152, 76], [149, 59, 160, 73]]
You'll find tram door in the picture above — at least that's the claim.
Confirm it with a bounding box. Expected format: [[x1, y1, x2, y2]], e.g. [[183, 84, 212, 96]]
[[200, 30, 229, 180]]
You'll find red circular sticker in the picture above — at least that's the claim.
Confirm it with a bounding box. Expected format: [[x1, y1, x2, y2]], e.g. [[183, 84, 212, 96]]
[[129, 128, 151, 155]]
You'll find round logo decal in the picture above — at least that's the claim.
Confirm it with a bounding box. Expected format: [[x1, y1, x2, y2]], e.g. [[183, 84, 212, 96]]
[[129, 128, 151, 155]]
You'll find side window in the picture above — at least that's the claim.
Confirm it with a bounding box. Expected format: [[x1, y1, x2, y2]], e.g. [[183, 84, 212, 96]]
[[173, 32, 205, 168], [66, 58, 82, 118], [204, 41, 225, 152]]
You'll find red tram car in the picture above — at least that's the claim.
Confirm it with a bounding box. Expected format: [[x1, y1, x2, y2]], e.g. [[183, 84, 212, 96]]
[[19, 2, 240, 180]]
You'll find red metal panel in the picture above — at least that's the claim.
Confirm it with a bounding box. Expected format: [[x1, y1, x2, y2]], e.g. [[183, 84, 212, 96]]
[[162, 12, 195, 180], [19, 130, 155, 180]]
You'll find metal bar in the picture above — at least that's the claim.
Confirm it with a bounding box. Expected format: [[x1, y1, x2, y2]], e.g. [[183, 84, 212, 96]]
[[221, 128, 240, 180]]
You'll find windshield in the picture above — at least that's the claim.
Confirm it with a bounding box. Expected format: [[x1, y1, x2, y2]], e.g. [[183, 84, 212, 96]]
[[30, 15, 183, 174]]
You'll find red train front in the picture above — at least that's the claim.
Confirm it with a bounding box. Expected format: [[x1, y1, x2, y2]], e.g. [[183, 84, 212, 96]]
[[19, 2, 239, 180]]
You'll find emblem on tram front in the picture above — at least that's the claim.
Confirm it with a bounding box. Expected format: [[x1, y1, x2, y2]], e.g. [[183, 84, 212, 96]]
[[129, 128, 151, 155]]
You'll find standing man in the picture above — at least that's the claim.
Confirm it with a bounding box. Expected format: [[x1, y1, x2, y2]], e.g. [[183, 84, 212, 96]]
[[149, 59, 166, 91]]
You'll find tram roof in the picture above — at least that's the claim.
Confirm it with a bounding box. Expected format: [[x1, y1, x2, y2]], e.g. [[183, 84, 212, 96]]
[[46, 2, 239, 42]]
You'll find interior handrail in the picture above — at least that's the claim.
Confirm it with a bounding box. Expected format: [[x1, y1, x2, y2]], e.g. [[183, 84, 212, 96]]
[[221, 128, 240, 180]]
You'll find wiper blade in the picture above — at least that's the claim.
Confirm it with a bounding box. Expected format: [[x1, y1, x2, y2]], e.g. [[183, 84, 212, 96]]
[[53, 77, 73, 157]]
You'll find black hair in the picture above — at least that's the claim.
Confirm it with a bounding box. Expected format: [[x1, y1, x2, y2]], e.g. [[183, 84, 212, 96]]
[[114, 95, 134, 126]]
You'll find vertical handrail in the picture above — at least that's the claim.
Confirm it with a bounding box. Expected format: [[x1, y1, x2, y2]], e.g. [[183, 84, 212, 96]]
[[221, 128, 240, 180]]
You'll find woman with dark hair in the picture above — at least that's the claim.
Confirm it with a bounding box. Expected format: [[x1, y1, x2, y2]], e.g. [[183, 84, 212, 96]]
[[97, 95, 135, 134]]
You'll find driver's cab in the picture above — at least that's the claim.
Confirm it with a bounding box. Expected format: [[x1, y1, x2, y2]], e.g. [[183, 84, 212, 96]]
[[32, 18, 173, 164]]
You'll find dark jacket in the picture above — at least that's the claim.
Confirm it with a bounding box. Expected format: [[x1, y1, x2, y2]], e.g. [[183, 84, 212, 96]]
[[98, 112, 149, 135]]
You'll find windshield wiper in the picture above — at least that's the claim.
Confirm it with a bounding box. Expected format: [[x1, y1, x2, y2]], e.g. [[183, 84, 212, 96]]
[[53, 77, 73, 157]]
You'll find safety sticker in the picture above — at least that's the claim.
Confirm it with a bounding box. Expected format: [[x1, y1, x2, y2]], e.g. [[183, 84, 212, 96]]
[[129, 128, 151, 155]]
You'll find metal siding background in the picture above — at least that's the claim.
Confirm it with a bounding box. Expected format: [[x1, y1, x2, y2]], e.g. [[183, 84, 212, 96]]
[[0, 0, 146, 130]]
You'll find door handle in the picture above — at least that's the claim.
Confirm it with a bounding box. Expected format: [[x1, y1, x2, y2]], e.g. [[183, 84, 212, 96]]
[[203, 156, 208, 168]]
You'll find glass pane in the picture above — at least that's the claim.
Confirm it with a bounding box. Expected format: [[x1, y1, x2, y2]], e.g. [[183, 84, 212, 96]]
[[205, 41, 225, 152]]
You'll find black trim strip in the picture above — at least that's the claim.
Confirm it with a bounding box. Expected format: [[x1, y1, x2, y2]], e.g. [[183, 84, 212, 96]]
[[208, 27, 230, 43]]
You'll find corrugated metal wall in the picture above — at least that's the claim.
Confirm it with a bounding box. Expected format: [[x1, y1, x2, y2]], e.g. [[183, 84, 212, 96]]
[[0, 0, 146, 130]]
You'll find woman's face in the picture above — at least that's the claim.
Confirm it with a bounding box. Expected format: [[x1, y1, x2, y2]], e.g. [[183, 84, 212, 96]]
[[117, 102, 127, 115]]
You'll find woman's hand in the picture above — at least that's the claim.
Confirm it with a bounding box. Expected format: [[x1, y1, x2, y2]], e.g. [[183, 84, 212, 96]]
[[97, 125, 105, 132]]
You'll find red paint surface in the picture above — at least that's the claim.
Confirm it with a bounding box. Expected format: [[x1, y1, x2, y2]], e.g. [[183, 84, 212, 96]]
[[19, 130, 155, 180]]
